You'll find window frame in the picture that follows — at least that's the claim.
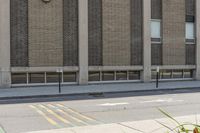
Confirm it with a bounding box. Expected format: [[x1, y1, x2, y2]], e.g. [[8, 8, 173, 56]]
[[151, 19, 162, 43], [185, 22, 195, 43]]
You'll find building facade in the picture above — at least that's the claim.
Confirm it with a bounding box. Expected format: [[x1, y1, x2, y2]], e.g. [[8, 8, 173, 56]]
[[0, 0, 200, 87]]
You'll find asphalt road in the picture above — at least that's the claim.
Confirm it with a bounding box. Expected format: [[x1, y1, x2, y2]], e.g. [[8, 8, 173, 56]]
[[0, 89, 200, 133]]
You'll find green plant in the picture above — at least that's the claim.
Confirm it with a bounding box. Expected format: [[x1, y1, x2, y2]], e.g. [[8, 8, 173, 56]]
[[158, 108, 200, 133]]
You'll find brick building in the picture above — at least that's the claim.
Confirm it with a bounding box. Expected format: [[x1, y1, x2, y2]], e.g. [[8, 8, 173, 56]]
[[0, 0, 200, 87]]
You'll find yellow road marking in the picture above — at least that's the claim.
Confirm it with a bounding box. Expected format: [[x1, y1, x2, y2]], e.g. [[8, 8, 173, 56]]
[[56, 104, 100, 123], [29, 105, 60, 127], [38, 104, 74, 126], [48, 104, 89, 125]]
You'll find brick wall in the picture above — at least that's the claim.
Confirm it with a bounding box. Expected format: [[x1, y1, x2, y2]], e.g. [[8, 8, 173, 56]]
[[102, 0, 131, 66], [88, 0, 102, 66], [10, 0, 28, 67], [28, 0, 63, 67], [162, 0, 186, 65], [63, 0, 78, 66], [131, 0, 143, 65]]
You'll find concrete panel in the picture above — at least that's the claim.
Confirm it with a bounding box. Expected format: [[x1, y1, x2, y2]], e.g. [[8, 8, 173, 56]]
[[88, 0, 102, 66], [0, 0, 11, 87], [195, 0, 200, 80], [143, 0, 152, 82], [162, 0, 186, 65], [63, 0, 79, 66], [131, 0, 143, 65], [102, 0, 131, 66], [78, 0, 88, 84], [10, 0, 28, 67], [28, 0, 63, 67]]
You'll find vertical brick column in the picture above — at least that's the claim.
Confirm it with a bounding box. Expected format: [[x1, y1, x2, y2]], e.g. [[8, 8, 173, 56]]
[[0, 0, 11, 87], [162, 0, 185, 65], [102, 0, 131, 66], [196, 0, 200, 80], [78, 0, 88, 85], [143, 0, 151, 82]]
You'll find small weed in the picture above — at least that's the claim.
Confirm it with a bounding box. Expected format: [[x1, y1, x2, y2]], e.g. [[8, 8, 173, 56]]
[[158, 108, 200, 133]]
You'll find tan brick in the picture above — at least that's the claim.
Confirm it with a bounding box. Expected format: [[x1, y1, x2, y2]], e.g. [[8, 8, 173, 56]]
[[102, 0, 131, 66], [28, 0, 63, 67], [162, 0, 186, 65]]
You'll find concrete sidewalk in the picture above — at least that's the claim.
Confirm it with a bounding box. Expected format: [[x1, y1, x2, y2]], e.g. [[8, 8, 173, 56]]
[[26, 114, 200, 133], [0, 80, 200, 100]]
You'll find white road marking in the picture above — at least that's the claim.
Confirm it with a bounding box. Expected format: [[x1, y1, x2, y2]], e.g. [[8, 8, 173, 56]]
[[140, 98, 184, 103], [98, 102, 129, 106]]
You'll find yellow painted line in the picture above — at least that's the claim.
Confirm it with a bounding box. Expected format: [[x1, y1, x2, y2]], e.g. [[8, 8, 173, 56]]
[[38, 104, 74, 126], [29, 105, 60, 128], [56, 104, 101, 123], [48, 104, 89, 125]]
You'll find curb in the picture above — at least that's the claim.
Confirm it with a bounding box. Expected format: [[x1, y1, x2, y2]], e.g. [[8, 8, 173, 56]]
[[0, 86, 200, 101]]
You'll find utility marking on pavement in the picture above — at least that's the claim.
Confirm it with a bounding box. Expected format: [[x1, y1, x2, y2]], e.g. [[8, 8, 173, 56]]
[[48, 104, 89, 126], [56, 104, 102, 124], [29, 105, 61, 128], [140, 98, 184, 103], [98, 102, 129, 106], [39, 104, 75, 127]]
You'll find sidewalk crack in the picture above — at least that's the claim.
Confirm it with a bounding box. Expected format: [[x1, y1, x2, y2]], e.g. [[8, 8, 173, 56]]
[[117, 123, 146, 133]]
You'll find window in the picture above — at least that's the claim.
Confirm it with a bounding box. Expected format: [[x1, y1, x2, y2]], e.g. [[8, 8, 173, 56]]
[[129, 71, 140, 80], [46, 72, 59, 83], [63, 72, 77, 82], [89, 72, 100, 81], [116, 71, 127, 80], [11, 73, 27, 84], [184, 70, 193, 78], [172, 70, 183, 79], [29, 73, 45, 84], [186, 22, 194, 39], [102, 72, 114, 81], [160, 70, 172, 79], [151, 20, 161, 39]]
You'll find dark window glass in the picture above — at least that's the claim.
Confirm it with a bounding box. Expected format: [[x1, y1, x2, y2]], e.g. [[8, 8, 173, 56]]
[[184, 70, 193, 78], [172, 70, 183, 78], [116, 71, 127, 80], [29, 73, 45, 84], [63, 72, 76, 82], [160, 70, 172, 79], [11, 73, 27, 84], [89, 72, 100, 81], [129, 71, 140, 80], [102, 72, 114, 81], [46, 72, 59, 83]]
